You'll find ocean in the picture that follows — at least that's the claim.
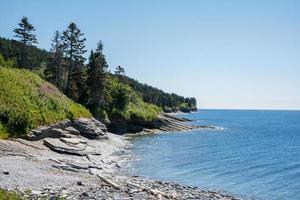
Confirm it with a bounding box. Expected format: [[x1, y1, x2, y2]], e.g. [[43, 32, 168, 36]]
[[127, 109, 300, 200]]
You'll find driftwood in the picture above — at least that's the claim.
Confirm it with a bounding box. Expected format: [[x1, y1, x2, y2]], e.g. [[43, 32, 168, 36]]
[[89, 169, 121, 190], [126, 181, 177, 199], [96, 174, 121, 190]]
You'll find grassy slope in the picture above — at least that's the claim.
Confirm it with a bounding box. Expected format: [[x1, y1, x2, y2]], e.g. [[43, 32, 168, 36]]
[[0, 66, 91, 138]]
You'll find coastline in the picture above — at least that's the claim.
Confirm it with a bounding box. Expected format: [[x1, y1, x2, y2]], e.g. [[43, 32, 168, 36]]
[[0, 117, 238, 200]]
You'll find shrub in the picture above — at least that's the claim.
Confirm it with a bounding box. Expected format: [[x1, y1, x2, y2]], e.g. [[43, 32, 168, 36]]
[[179, 103, 191, 113]]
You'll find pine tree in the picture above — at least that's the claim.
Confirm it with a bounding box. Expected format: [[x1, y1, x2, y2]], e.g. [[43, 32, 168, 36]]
[[87, 41, 108, 108], [13, 16, 38, 68], [62, 22, 87, 101], [115, 65, 125, 76], [45, 31, 66, 89]]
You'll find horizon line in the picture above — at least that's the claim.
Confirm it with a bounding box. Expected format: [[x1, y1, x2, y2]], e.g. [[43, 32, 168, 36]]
[[198, 108, 300, 111]]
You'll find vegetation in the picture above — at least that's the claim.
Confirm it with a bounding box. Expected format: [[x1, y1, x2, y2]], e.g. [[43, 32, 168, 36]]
[[0, 16, 197, 138], [13, 16, 38, 69], [106, 76, 162, 122], [0, 37, 49, 70], [117, 74, 197, 112], [0, 188, 23, 200], [0, 62, 90, 138], [87, 41, 108, 113]]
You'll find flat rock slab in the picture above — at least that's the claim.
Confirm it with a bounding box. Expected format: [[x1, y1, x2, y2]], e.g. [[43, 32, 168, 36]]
[[43, 138, 86, 156], [60, 138, 87, 145]]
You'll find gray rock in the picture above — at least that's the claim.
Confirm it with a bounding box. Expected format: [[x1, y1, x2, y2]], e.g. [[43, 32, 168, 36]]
[[51, 119, 72, 129], [44, 138, 86, 156], [26, 120, 72, 141], [3, 170, 9, 175], [31, 190, 42, 195], [73, 118, 107, 139], [92, 118, 107, 132], [48, 128, 65, 137], [60, 138, 87, 145], [64, 126, 80, 135], [82, 192, 89, 197]]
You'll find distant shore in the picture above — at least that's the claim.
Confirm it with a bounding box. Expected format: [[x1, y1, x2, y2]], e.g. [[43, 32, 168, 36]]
[[0, 117, 237, 199]]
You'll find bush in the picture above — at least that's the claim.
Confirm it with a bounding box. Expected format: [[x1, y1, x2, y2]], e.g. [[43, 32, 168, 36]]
[[179, 103, 191, 113]]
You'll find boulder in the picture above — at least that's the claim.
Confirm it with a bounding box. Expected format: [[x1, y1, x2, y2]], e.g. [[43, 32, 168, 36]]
[[91, 118, 107, 132], [73, 118, 107, 139]]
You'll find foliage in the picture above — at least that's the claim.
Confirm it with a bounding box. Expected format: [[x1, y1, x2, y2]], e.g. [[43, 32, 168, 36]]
[[87, 41, 108, 108], [116, 75, 197, 112], [45, 31, 67, 90], [179, 103, 191, 113], [13, 16, 38, 69], [0, 188, 23, 200], [0, 17, 198, 129], [0, 53, 16, 68], [0, 37, 49, 70], [105, 76, 162, 122], [115, 65, 125, 76], [0, 65, 91, 138], [63, 22, 87, 102]]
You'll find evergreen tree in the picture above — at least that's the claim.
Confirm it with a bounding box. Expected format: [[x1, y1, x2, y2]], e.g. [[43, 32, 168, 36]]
[[45, 31, 66, 89], [115, 65, 125, 76], [87, 41, 108, 108], [13, 16, 38, 68], [62, 22, 87, 101]]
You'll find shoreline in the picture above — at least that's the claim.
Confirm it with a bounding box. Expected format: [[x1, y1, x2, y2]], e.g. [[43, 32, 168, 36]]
[[0, 117, 238, 199]]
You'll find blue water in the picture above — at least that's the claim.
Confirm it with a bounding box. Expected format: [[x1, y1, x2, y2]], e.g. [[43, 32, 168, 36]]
[[128, 110, 300, 200]]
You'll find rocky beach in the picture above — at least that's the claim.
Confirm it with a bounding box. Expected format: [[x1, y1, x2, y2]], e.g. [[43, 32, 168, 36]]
[[0, 116, 237, 200]]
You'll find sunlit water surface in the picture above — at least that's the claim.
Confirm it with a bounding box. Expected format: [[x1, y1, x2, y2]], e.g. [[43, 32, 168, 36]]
[[127, 110, 300, 200]]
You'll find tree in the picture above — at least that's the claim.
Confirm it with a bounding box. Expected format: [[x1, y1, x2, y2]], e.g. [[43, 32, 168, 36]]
[[13, 16, 38, 69], [87, 41, 108, 108], [115, 65, 125, 76], [45, 31, 66, 89], [62, 22, 87, 101], [111, 83, 130, 111]]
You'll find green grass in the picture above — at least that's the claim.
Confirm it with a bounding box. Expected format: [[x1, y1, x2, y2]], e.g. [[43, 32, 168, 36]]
[[0, 66, 91, 138], [0, 188, 23, 200]]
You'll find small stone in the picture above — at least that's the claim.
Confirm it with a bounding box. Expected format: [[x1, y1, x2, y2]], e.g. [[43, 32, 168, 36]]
[[3, 170, 9, 175], [31, 190, 42, 195], [77, 180, 83, 186], [82, 192, 89, 196]]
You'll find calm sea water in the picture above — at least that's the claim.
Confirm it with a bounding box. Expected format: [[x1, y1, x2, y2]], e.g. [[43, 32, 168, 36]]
[[128, 109, 300, 200]]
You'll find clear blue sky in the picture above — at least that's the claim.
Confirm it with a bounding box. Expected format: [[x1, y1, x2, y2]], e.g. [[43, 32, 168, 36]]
[[1, 0, 300, 110]]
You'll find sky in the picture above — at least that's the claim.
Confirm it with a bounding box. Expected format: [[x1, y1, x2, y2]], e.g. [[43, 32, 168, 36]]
[[1, 0, 300, 110]]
